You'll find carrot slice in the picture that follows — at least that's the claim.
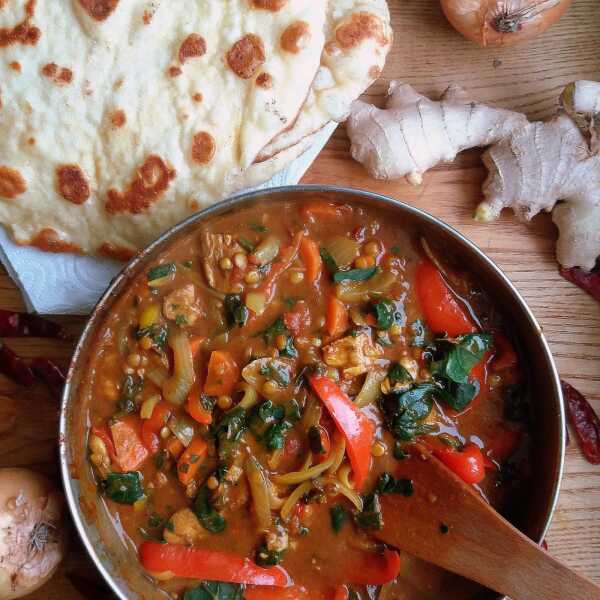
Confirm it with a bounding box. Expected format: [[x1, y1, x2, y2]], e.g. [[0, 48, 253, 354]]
[[166, 437, 184, 460], [204, 351, 239, 396], [299, 236, 323, 285], [325, 295, 349, 338], [177, 437, 208, 485], [186, 383, 213, 424], [110, 416, 149, 471]]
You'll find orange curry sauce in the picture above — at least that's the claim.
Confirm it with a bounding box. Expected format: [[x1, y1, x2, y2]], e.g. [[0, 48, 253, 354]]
[[82, 199, 529, 599]]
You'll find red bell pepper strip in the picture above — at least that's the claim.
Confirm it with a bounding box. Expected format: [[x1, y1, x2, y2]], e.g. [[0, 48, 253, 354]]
[[90, 425, 117, 461], [343, 550, 401, 586], [434, 443, 486, 485], [415, 261, 476, 336], [309, 375, 375, 491], [139, 541, 291, 586]]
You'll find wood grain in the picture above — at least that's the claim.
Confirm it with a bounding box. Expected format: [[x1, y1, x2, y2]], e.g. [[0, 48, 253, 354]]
[[0, 0, 598, 597]]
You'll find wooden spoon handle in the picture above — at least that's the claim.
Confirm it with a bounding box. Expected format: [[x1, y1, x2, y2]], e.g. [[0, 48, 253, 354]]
[[375, 445, 600, 600]]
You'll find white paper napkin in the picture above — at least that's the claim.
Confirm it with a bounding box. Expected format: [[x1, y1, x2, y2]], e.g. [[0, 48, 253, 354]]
[[0, 123, 337, 316]]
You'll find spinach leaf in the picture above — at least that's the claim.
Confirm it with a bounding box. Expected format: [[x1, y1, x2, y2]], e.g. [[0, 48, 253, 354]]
[[223, 294, 249, 328], [104, 472, 144, 504], [118, 374, 143, 413], [319, 247, 338, 275], [256, 545, 284, 566], [333, 266, 378, 283], [354, 493, 383, 530], [250, 223, 267, 233], [376, 473, 414, 497], [330, 504, 348, 533], [264, 421, 292, 450], [380, 383, 435, 442], [147, 262, 176, 281], [134, 323, 168, 349], [193, 486, 226, 533], [279, 336, 298, 359], [285, 398, 302, 423], [432, 333, 493, 384], [260, 361, 291, 387], [372, 299, 398, 330], [393, 442, 408, 460], [214, 407, 247, 460], [183, 581, 243, 600], [389, 363, 413, 385], [256, 315, 287, 343], [410, 320, 427, 347], [238, 238, 255, 253]]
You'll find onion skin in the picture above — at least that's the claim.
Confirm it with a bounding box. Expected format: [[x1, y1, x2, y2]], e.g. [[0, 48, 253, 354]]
[[0, 468, 68, 599], [440, 0, 572, 47]]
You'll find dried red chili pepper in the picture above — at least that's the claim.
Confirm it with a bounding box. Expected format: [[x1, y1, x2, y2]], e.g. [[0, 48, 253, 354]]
[[31, 357, 66, 399], [0, 309, 71, 339], [561, 380, 600, 465], [560, 267, 600, 303], [0, 342, 36, 387]]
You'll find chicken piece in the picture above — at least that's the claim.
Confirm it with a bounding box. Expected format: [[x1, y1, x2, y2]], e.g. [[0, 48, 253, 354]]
[[323, 331, 384, 377], [163, 508, 206, 545], [201, 231, 245, 292], [162, 284, 202, 326]]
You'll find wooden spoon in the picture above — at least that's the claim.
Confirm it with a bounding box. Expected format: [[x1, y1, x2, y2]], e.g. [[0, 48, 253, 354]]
[[374, 444, 600, 600]]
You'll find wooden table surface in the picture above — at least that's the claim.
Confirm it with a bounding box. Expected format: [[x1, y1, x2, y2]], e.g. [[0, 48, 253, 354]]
[[1, 1, 599, 598]]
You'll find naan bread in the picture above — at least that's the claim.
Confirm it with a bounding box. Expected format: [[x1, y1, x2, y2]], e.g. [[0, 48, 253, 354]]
[[0, 0, 326, 258], [257, 0, 392, 161]]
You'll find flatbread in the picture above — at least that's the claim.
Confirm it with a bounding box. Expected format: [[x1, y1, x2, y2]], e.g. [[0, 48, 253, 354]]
[[0, 0, 326, 258], [257, 0, 392, 161]]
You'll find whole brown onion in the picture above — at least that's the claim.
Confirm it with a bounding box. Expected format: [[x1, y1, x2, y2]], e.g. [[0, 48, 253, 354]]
[[440, 0, 573, 47], [0, 468, 68, 599]]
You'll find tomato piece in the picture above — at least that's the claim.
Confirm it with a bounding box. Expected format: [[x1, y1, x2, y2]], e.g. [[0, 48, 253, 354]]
[[284, 302, 311, 336], [309, 375, 375, 491], [204, 351, 239, 396], [110, 416, 149, 471], [415, 261, 476, 336], [299, 236, 323, 285], [434, 443, 486, 485], [325, 295, 349, 338], [141, 402, 172, 454], [139, 541, 290, 586]]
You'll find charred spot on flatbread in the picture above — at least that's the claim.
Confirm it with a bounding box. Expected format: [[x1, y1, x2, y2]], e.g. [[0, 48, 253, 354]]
[[179, 34, 207, 64], [98, 242, 136, 262], [168, 66, 182, 77], [41, 63, 73, 85], [192, 132, 216, 165], [335, 12, 388, 50], [56, 165, 90, 205], [27, 228, 82, 254], [192, 92, 203, 103], [227, 34, 265, 80], [281, 21, 311, 54], [0, 0, 40, 48], [110, 109, 126, 128], [105, 155, 176, 215], [0, 166, 26, 199], [9, 61, 21, 72], [256, 73, 273, 89], [251, 0, 288, 10], [78, 0, 119, 22]]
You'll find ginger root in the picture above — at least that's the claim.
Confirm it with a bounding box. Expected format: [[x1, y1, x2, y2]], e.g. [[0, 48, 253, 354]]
[[476, 80, 600, 270], [347, 81, 527, 184]]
